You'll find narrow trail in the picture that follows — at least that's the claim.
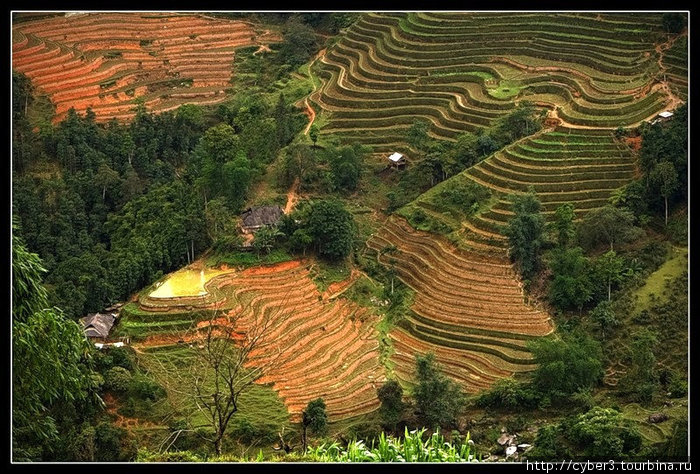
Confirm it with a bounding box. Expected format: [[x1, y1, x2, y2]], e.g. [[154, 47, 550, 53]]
[[297, 48, 326, 136], [253, 43, 271, 56], [302, 97, 315, 135], [654, 30, 687, 111], [322, 268, 361, 301], [284, 177, 300, 215]]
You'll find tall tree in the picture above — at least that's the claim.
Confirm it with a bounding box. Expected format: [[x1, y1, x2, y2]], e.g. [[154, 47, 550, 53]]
[[528, 333, 603, 400], [377, 380, 405, 432], [12, 223, 98, 460], [649, 161, 679, 225], [306, 199, 356, 261], [301, 398, 328, 452], [504, 189, 546, 280], [578, 205, 641, 251], [150, 309, 280, 456], [548, 246, 594, 312], [551, 203, 576, 247], [595, 250, 624, 301], [413, 353, 464, 429]]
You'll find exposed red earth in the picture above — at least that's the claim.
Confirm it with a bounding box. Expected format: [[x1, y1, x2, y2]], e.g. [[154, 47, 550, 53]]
[[134, 260, 384, 422], [12, 13, 281, 123]]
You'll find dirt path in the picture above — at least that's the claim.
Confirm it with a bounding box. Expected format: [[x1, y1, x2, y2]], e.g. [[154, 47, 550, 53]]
[[302, 97, 315, 135], [322, 268, 361, 301], [253, 44, 271, 56], [654, 31, 686, 111], [284, 177, 300, 214], [296, 48, 326, 136], [103, 393, 161, 429]]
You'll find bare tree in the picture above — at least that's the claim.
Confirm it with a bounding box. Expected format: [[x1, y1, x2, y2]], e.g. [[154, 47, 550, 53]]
[[145, 302, 284, 456]]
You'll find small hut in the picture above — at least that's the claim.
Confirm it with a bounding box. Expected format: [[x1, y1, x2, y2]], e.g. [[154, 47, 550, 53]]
[[387, 152, 406, 169], [240, 205, 284, 234], [80, 312, 117, 340], [650, 111, 674, 125]]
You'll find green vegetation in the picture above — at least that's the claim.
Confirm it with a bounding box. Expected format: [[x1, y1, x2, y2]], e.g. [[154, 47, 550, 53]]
[[11, 11, 688, 463], [377, 380, 406, 432], [12, 224, 101, 461], [504, 189, 546, 280], [306, 428, 476, 462], [413, 353, 465, 429]]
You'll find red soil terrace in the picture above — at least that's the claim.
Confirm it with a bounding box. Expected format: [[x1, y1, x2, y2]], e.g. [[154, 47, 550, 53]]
[[12, 13, 281, 123]]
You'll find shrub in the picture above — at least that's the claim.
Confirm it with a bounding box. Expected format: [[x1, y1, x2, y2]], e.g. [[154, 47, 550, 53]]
[[668, 374, 688, 398], [108, 346, 135, 371], [129, 374, 166, 401], [95, 422, 136, 461], [476, 378, 539, 410], [230, 418, 277, 445], [346, 422, 383, 445], [413, 353, 465, 429], [568, 407, 642, 460], [104, 366, 132, 394], [377, 380, 405, 430]]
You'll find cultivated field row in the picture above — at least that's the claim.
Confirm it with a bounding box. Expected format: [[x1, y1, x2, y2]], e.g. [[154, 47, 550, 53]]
[[367, 216, 551, 391], [135, 260, 384, 422], [13, 12, 279, 122], [312, 12, 675, 152]]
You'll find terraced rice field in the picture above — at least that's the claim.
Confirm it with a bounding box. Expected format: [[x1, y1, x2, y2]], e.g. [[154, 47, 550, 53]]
[[367, 216, 553, 392], [12, 12, 279, 122], [660, 35, 688, 102], [312, 12, 672, 154], [135, 260, 384, 422], [148, 266, 230, 298]]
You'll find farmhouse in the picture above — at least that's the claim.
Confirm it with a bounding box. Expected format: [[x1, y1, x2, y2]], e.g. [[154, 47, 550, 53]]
[[387, 152, 406, 169], [649, 111, 674, 125], [240, 205, 284, 233], [80, 312, 117, 340]]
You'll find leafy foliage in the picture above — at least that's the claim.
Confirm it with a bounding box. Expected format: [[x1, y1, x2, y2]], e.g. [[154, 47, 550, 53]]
[[377, 380, 405, 431], [306, 199, 356, 261], [577, 205, 642, 251], [307, 428, 476, 462], [548, 246, 594, 311], [567, 407, 642, 460], [12, 225, 99, 460], [528, 333, 603, 401], [504, 189, 546, 280], [413, 353, 465, 429], [302, 398, 328, 437]]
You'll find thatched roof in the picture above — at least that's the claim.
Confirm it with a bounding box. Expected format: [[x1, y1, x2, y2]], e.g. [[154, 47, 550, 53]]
[[80, 312, 116, 339], [241, 205, 283, 230]]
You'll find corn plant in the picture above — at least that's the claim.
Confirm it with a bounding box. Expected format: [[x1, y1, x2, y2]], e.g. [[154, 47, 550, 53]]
[[306, 428, 478, 462]]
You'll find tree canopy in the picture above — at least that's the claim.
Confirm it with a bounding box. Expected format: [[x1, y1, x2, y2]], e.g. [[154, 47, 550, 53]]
[[504, 188, 546, 280], [412, 353, 465, 429]]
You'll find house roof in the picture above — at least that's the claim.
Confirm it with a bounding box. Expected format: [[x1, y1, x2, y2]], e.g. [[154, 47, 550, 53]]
[[658, 111, 674, 118], [388, 152, 405, 162], [241, 205, 284, 229], [80, 312, 116, 338]]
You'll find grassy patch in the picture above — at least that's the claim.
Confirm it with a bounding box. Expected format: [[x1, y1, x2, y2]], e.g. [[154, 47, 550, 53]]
[[632, 246, 687, 314], [25, 94, 55, 128], [487, 80, 525, 99], [206, 248, 293, 269], [619, 401, 688, 446], [309, 259, 350, 293], [137, 344, 291, 445]]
